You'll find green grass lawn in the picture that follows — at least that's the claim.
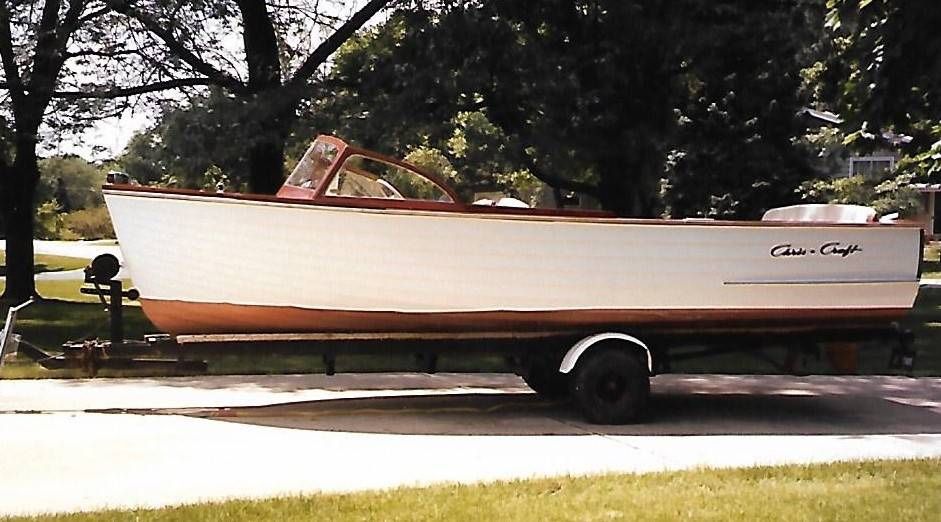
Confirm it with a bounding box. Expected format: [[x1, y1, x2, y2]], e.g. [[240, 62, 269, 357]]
[[10, 458, 941, 522], [0, 278, 136, 303], [0, 251, 89, 276]]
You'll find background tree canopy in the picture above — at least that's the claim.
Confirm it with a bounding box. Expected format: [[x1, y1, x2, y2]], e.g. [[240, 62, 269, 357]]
[[823, 0, 941, 179], [124, 0, 832, 218]]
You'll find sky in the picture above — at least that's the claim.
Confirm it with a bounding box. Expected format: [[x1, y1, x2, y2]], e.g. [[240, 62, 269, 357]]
[[51, 110, 153, 160]]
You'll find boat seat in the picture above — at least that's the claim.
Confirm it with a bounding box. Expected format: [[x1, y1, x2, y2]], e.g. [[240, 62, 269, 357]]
[[761, 204, 877, 224], [472, 197, 530, 208]]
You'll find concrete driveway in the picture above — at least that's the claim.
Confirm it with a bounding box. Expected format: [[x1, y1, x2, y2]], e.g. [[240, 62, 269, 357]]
[[1, 373, 940, 517]]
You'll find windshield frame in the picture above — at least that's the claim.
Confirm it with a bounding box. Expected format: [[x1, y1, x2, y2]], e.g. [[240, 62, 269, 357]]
[[278, 135, 461, 206], [278, 135, 348, 200], [325, 153, 456, 203], [311, 140, 460, 204]]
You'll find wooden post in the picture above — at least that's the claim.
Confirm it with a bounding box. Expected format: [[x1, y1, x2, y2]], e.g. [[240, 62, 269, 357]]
[[929, 192, 937, 239]]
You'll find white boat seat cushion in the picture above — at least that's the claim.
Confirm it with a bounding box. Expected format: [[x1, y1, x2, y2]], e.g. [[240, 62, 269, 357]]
[[472, 197, 530, 208], [761, 204, 877, 224]]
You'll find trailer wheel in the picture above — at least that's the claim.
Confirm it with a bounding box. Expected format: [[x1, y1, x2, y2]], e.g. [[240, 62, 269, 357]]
[[571, 347, 649, 424], [521, 356, 569, 398]]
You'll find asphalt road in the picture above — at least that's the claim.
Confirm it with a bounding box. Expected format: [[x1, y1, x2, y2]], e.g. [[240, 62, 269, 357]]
[[1, 373, 940, 517]]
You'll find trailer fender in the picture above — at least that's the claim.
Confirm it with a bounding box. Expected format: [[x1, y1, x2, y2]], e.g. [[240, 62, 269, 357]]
[[559, 333, 652, 374]]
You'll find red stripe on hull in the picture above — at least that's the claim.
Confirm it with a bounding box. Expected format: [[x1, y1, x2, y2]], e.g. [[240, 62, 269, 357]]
[[139, 299, 909, 336]]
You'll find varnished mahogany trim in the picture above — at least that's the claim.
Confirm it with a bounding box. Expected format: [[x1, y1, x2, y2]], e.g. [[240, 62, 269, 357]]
[[309, 136, 463, 204], [140, 299, 909, 336], [103, 185, 921, 228], [103, 184, 615, 219]]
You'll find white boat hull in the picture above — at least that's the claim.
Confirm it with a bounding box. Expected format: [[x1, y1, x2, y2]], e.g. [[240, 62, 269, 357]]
[[104, 189, 921, 335]]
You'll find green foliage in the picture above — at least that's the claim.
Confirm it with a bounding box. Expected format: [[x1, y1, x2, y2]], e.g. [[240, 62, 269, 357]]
[[823, 1, 941, 192], [118, 90, 253, 189], [31, 155, 113, 240], [797, 173, 922, 216], [403, 147, 459, 183], [399, 111, 547, 204], [311, 3, 683, 214], [445, 111, 544, 203], [661, 2, 823, 219], [309, 1, 829, 216], [33, 202, 69, 240], [33, 203, 114, 241], [36, 156, 106, 211], [61, 207, 115, 240], [897, 126, 941, 181], [825, 0, 941, 133], [119, 133, 170, 186], [200, 164, 241, 192]]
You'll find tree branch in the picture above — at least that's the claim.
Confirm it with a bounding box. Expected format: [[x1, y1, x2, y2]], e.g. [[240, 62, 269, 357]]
[[235, 0, 281, 91], [0, 77, 211, 98], [109, 0, 247, 94], [65, 48, 140, 59], [0, 3, 25, 109], [57, 0, 88, 44], [285, 0, 391, 91], [23, 0, 99, 114], [521, 153, 600, 197]]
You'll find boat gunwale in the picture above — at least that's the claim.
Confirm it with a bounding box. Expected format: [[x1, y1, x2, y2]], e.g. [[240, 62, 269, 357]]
[[103, 184, 923, 229]]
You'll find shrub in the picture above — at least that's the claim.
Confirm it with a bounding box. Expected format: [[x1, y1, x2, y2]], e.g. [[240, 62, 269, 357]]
[[34, 201, 66, 240], [61, 206, 114, 240], [797, 173, 923, 217]]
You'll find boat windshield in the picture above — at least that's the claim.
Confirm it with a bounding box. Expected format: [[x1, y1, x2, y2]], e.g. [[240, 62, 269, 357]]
[[285, 140, 339, 190], [326, 154, 454, 203]]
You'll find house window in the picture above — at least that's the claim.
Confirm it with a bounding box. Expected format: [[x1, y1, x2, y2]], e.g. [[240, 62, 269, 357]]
[[849, 156, 895, 178]]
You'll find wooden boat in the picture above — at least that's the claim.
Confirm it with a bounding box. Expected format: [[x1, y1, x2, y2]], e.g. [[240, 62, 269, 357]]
[[103, 135, 922, 336]]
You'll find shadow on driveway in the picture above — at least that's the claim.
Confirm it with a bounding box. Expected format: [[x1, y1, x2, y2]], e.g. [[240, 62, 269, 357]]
[[181, 389, 941, 437]]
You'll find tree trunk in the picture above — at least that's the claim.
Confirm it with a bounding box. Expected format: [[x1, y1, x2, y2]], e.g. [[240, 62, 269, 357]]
[[596, 139, 663, 217], [241, 94, 297, 194], [246, 125, 288, 194], [1, 133, 40, 304], [236, 0, 288, 194]]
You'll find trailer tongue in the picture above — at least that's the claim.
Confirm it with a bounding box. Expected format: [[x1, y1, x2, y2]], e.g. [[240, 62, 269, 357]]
[[1, 255, 206, 376]]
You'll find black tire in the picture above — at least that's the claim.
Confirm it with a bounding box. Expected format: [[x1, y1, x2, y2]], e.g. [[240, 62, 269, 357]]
[[521, 356, 570, 398], [570, 347, 649, 424]]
